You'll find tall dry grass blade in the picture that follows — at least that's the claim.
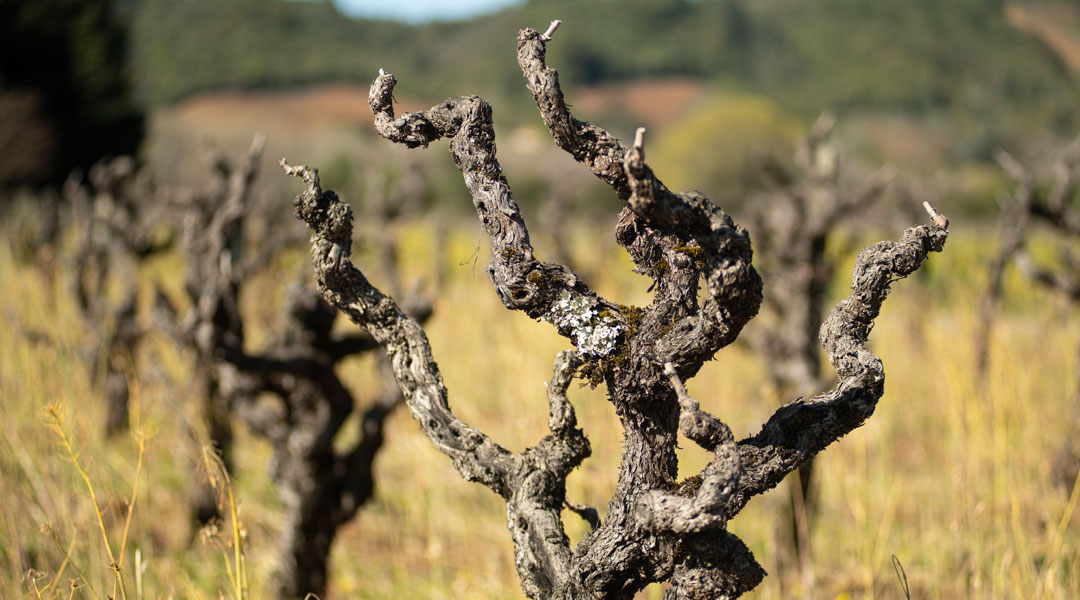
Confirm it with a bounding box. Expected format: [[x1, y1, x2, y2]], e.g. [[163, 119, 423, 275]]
[[118, 429, 146, 560], [135, 548, 143, 600], [124, 349, 141, 430], [221, 548, 238, 597], [200, 445, 247, 599], [1009, 482, 1036, 594], [44, 526, 76, 598], [871, 479, 903, 583], [43, 403, 128, 600], [1036, 467, 1080, 599], [43, 525, 99, 600], [892, 555, 911, 600]]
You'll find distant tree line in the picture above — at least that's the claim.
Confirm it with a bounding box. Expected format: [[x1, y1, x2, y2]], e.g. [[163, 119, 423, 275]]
[[127, 0, 1078, 155]]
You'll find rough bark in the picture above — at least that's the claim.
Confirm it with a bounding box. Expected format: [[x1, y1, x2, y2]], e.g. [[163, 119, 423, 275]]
[[284, 22, 948, 599], [742, 113, 892, 571]]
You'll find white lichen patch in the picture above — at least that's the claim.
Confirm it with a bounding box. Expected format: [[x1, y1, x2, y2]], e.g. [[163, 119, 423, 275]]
[[542, 291, 621, 356]]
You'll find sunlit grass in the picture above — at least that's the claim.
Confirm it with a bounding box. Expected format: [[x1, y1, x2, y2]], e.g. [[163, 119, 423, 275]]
[[2, 224, 1079, 598]]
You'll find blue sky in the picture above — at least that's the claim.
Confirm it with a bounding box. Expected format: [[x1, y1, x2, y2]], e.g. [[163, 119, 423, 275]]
[[332, 0, 525, 23]]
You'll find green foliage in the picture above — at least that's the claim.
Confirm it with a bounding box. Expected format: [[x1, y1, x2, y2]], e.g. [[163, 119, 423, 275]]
[[744, 0, 1079, 151], [131, 0, 412, 103], [127, 0, 1080, 168]]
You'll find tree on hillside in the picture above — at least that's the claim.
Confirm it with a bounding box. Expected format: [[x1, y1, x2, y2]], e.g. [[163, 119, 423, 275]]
[[284, 21, 949, 598], [650, 93, 802, 212]]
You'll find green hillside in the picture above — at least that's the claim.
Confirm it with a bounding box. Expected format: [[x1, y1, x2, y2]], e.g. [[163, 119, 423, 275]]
[[127, 0, 1080, 166]]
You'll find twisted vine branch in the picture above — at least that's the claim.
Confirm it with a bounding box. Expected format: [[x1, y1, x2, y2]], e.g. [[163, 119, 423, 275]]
[[284, 21, 948, 599]]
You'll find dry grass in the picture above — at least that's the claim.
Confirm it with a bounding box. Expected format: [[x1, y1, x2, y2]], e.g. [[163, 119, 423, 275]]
[[2, 221, 1080, 599]]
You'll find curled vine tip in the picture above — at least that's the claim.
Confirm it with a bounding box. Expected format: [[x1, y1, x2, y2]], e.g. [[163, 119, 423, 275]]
[[280, 158, 319, 188]]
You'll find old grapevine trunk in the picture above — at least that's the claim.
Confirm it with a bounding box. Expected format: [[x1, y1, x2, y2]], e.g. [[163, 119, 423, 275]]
[[283, 22, 948, 599]]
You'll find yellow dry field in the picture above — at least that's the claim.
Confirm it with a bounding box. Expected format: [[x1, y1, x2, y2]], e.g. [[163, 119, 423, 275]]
[[2, 222, 1079, 599]]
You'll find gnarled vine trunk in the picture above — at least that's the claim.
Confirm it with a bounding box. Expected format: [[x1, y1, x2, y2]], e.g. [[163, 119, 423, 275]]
[[283, 21, 948, 598], [157, 139, 434, 598]]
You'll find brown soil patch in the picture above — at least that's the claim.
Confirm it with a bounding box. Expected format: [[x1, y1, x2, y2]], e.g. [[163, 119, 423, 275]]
[[148, 79, 705, 189], [169, 78, 705, 133], [171, 83, 430, 132]]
